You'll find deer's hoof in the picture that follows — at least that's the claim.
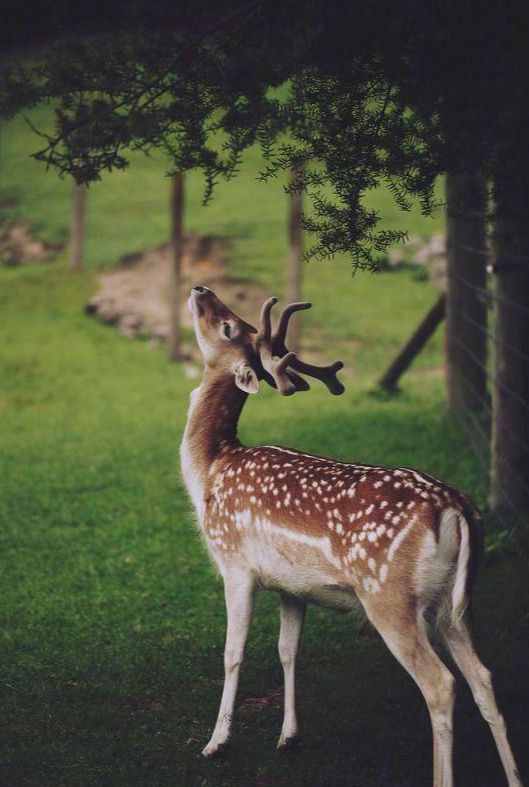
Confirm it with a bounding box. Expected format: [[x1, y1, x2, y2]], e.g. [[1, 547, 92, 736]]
[[202, 739, 229, 758], [277, 734, 299, 751]]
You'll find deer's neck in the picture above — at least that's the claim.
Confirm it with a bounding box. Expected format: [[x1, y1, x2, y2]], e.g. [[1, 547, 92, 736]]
[[180, 368, 247, 517]]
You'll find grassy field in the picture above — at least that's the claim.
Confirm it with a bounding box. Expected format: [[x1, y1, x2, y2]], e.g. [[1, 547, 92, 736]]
[[1, 107, 528, 786]]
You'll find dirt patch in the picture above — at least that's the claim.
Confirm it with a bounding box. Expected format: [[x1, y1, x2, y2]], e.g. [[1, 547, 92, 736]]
[[86, 233, 270, 358], [0, 221, 63, 266]]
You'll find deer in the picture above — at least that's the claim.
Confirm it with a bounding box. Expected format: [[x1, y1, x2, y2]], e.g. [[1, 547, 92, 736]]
[[181, 284, 523, 787]]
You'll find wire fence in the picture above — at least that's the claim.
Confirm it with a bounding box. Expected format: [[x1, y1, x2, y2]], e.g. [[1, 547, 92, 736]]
[[449, 236, 529, 533]]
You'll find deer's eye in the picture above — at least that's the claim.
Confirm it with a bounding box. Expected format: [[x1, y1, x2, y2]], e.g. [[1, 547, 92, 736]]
[[221, 322, 232, 340]]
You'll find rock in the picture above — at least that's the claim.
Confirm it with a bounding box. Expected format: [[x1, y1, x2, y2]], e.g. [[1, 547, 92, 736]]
[[414, 244, 431, 265], [383, 233, 448, 290], [429, 257, 447, 291], [2, 248, 20, 266], [97, 298, 120, 324], [428, 233, 446, 256], [0, 221, 62, 266], [118, 313, 142, 337], [388, 247, 406, 267]]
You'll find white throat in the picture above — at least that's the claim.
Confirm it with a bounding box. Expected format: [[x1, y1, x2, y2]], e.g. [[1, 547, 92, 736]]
[[180, 383, 206, 520]]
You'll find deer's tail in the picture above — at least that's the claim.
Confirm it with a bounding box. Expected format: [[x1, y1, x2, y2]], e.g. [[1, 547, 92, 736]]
[[417, 504, 484, 633], [436, 504, 484, 630]]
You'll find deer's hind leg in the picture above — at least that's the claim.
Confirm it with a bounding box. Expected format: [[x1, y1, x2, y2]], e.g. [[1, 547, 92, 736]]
[[277, 592, 306, 749], [363, 597, 455, 787], [441, 616, 523, 786]]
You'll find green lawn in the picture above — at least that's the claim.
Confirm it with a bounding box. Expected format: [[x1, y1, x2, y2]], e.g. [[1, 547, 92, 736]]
[[1, 108, 527, 786]]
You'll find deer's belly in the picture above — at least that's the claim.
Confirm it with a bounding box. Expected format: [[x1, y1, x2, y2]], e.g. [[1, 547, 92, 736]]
[[239, 526, 360, 613]]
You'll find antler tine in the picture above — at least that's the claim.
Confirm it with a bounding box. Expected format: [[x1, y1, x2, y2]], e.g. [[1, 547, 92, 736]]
[[272, 351, 298, 396], [256, 298, 298, 396], [285, 369, 311, 392], [289, 357, 345, 395], [274, 302, 312, 352], [258, 296, 278, 342]]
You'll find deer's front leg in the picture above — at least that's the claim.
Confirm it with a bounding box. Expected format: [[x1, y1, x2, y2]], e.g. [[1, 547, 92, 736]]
[[202, 569, 255, 757], [277, 593, 306, 749]]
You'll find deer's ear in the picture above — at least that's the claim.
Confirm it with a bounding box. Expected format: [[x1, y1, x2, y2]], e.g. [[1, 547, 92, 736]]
[[234, 363, 259, 394]]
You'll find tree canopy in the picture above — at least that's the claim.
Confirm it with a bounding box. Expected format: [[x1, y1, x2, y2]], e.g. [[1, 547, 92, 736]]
[[2, 0, 528, 268]]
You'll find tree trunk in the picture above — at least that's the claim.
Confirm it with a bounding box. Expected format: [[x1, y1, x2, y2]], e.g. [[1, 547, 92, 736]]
[[286, 166, 303, 354], [168, 173, 184, 362], [445, 171, 488, 411], [490, 210, 529, 514], [69, 181, 86, 271]]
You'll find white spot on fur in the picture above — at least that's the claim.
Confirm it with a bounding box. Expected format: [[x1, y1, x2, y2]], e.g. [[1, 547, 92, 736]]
[[362, 576, 381, 594]]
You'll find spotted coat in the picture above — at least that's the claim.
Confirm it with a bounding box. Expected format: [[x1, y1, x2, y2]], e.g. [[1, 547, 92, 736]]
[[200, 442, 476, 602]]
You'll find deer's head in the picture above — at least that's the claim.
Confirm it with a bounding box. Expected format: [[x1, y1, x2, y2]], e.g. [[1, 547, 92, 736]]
[[188, 285, 345, 397]]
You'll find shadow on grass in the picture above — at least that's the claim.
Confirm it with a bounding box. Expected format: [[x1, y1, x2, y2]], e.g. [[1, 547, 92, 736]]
[[1, 557, 527, 787]]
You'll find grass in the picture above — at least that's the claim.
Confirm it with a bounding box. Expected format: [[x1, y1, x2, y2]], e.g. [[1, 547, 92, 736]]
[[1, 107, 528, 786]]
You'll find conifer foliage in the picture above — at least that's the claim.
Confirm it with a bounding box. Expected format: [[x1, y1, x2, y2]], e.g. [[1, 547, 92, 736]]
[[1, 0, 528, 268]]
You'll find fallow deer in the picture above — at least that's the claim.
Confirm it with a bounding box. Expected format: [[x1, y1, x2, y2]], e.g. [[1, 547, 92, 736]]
[[181, 285, 522, 787]]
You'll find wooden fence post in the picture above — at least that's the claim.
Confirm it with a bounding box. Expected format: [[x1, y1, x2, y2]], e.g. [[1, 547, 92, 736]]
[[445, 171, 488, 411], [69, 181, 86, 271], [490, 210, 529, 513], [168, 172, 184, 362], [378, 294, 446, 390], [286, 166, 303, 354]]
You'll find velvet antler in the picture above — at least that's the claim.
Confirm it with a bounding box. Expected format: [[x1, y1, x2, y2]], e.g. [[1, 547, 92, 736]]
[[255, 297, 344, 396]]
